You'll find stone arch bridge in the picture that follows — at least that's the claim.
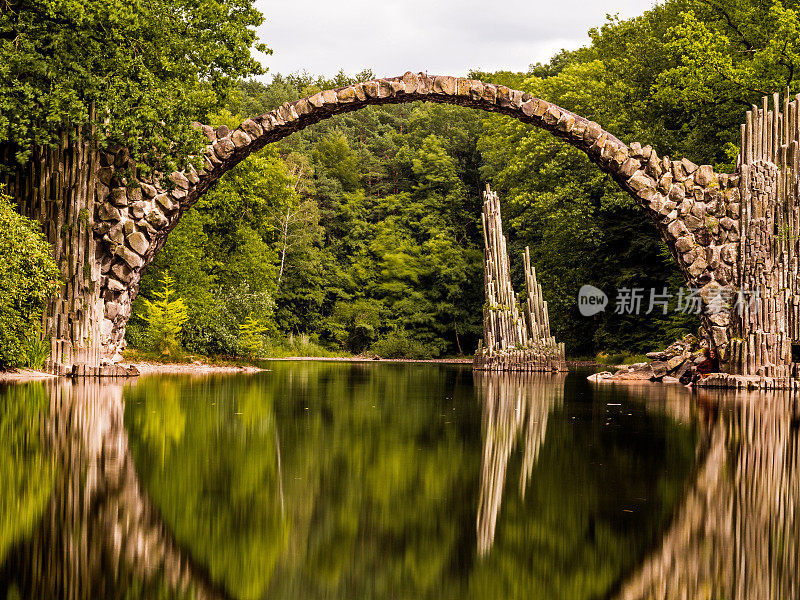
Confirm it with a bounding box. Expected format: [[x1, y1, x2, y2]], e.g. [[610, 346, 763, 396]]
[[3, 72, 795, 382]]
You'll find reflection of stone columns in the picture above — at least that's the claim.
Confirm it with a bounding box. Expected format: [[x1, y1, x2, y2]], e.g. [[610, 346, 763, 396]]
[[615, 390, 800, 600], [1, 380, 231, 600], [475, 372, 565, 556]]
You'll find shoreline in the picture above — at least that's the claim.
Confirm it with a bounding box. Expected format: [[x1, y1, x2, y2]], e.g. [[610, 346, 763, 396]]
[[0, 357, 602, 384], [262, 356, 473, 364], [0, 368, 59, 383]]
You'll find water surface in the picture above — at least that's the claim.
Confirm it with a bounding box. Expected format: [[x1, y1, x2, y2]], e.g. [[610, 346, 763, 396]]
[[1, 363, 750, 600]]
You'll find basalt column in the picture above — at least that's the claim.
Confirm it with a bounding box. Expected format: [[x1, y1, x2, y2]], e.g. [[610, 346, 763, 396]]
[[0, 115, 107, 375], [473, 186, 566, 372], [725, 90, 800, 385]]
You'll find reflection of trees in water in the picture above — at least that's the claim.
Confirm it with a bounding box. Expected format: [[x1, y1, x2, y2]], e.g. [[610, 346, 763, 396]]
[[475, 372, 566, 556], [0, 379, 230, 600], [616, 390, 800, 600]]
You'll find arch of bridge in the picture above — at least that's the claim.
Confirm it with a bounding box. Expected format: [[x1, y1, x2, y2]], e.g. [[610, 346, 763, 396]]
[[94, 73, 742, 360]]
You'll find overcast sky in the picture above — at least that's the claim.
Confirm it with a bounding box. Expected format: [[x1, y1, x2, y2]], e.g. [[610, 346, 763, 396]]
[[254, 0, 657, 79]]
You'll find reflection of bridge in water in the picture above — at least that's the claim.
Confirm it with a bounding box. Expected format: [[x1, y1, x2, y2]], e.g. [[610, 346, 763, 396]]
[[4, 377, 800, 599], [477, 374, 800, 600], [0, 380, 232, 600], [614, 388, 800, 600]]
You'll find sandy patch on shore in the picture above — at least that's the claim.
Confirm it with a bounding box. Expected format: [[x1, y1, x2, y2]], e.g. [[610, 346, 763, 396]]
[[129, 361, 264, 376], [0, 368, 58, 383]]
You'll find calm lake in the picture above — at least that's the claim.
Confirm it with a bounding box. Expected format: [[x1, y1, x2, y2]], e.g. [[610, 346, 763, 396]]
[[0, 362, 796, 599]]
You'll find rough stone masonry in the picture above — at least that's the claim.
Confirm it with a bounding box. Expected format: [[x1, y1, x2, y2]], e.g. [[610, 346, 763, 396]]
[[0, 72, 777, 380]]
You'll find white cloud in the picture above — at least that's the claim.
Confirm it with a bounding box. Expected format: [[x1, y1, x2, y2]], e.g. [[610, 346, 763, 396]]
[[253, 0, 656, 78]]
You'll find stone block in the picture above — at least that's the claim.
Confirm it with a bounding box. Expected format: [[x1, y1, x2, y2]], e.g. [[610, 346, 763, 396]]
[[363, 81, 380, 98], [146, 209, 169, 230], [186, 165, 200, 184], [720, 243, 737, 264], [403, 72, 420, 94], [667, 218, 689, 239], [201, 124, 215, 142], [618, 157, 639, 178], [156, 194, 176, 213], [111, 261, 132, 281], [681, 157, 698, 174], [668, 183, 685, 202], [242, 119, 263, 137], [336, 87, 357, 103], [216, 125, 230, 139], [666, 355, 685, 371], [434, 76, 456, 95], [105, 222, 125, 245], [128, 187, 143, 204], [481, 84, 497, 103], [694, 164, 715, 186], [231, 129, 251, 147], [115, 245, 144, 269], [628, 171, 655, 194], [213, 137, 235, 160], [675, 235, 695, 253], [684, 214, 704, 231], [127, 231, 149, 256], [98, 203, 121, 222], [711, 326, 728, 347], [131, 201, 148, 219], [688, 256, 708, 278], [650, 361, 668, 378], [584, 121, 602, 142], [107, 278, 126, 292], [657, 172, 673, 193]]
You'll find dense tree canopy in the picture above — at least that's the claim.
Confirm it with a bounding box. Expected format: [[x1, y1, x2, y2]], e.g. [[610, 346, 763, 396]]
[[0, 0, 267, 169]]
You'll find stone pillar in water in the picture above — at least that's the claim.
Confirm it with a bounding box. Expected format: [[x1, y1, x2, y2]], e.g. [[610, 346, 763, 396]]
[[473, 185, 566, 372]]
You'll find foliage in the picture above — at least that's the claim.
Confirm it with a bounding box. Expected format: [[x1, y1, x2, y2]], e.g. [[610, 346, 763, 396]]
[[0, 0, 267, 170], [22, 327, 51, 369], [0, 190, 60, 369], [238, 314, 269, 359], [142, 273, 189, 357], [370, 329, 437, 360]]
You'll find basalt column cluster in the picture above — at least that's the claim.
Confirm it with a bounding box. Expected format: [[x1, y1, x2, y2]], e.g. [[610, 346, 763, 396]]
[[473, 186, 566, 372], [718, 90, 800, 386]]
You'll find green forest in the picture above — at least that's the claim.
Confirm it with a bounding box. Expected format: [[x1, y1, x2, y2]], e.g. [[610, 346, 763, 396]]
[[4, 0, 800, 364], [127, 0, 795, 360]]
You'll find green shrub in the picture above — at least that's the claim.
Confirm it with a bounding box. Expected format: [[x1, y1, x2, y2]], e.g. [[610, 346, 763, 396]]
[[142, 272, 189, 357], [0, 189, 61, 369], [22, 329, 51, 369], [370, 330, 436, 359], [238, 314, 269, 359]]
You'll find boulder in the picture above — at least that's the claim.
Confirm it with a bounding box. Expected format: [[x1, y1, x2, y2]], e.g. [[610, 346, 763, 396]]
[[650, 361, 668, 378], [666, 355, 685, 371]]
